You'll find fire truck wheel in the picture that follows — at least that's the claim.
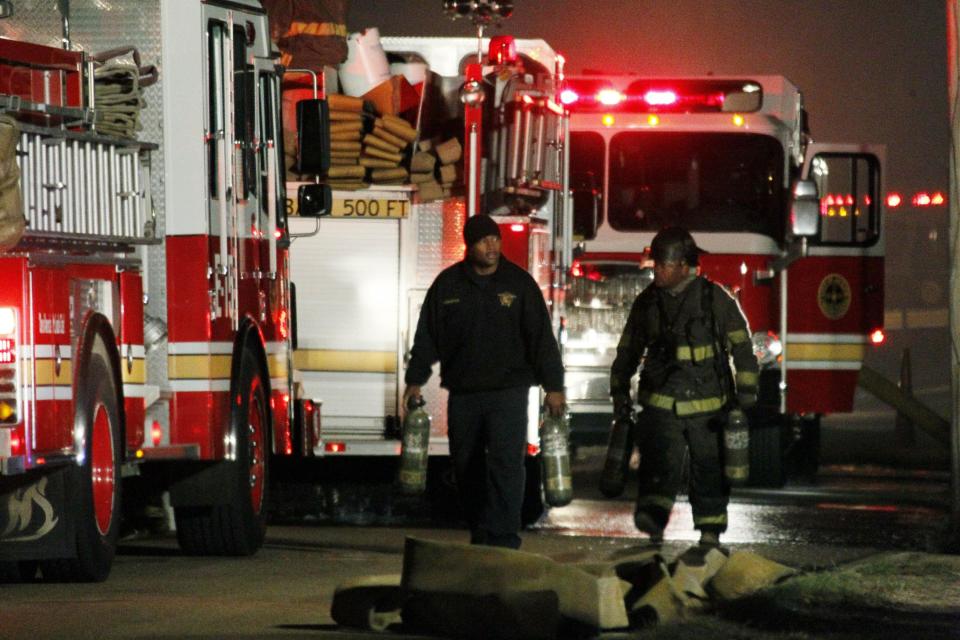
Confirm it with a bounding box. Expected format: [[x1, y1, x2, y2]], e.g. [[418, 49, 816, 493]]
[[41, 343, 122, 582], [175, 347, 269, 556]]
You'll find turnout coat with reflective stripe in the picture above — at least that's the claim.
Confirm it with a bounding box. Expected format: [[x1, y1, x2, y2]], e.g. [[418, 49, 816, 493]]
[[610, 276, 759, 416]]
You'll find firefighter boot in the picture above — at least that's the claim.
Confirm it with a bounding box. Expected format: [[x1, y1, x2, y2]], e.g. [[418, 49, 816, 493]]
[[633, 510, 664, 545], [699, 528, 721, 548]]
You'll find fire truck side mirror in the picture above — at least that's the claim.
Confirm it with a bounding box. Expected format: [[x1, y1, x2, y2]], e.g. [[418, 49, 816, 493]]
[[298, 183, 332, 217], [571, 170, 601, 240], [788, 178, 819, 238], [296, 98, 330, 175]]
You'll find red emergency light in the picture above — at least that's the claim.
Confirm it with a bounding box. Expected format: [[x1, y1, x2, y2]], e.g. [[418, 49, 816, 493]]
[[562, 78, 761, 114], [886, 193, 902, 208], [9, 431, 22, 455], [488, 36, 517, 65], [869, 328, 885, 345], [910, 190, 947, 206]]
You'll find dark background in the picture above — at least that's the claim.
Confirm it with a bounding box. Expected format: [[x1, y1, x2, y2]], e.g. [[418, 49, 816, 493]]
[[346, 0, 949, 194]]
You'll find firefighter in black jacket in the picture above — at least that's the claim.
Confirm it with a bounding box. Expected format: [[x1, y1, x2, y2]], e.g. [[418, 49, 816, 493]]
[[610, 227, 758, 547], [403, 214, 565, 549]]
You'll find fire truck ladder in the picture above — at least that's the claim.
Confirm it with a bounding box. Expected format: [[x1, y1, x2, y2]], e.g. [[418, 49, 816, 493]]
[[16, 122, 157, 247]]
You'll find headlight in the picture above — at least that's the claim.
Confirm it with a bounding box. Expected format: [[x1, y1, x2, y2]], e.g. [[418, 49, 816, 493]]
[[752, 331, 782, 367]]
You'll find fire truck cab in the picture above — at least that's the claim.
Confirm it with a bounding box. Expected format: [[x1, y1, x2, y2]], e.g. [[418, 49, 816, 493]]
[[561, 75, 884, 485], [0, 0, 322, 581]]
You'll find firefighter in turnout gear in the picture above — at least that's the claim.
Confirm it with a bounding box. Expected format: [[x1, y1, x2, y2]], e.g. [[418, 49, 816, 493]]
[[610, 227, 759, 547]]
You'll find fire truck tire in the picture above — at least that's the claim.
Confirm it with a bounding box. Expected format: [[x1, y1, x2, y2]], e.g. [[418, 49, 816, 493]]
[[174, 348, 269, 556], [747, 418, 786, 488], [41, 342, 122, 582]]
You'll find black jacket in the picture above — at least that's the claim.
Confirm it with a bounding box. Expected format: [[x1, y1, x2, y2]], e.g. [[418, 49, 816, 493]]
[[405, 258, 564, 394], [610, 276, 758, 416]]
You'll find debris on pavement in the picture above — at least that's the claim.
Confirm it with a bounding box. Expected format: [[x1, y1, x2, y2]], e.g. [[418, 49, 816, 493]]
[[329, 536, 800, 637]]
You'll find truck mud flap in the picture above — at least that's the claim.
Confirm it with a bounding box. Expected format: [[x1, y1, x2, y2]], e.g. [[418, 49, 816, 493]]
[[0, 468, 77, 561]]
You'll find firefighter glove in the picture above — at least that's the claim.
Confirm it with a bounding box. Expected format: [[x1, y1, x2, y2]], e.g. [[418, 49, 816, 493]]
[[613, 395, 632, 418]]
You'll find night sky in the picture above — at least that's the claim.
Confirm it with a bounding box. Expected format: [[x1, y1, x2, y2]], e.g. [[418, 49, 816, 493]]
[[346, 0, 949, 194]]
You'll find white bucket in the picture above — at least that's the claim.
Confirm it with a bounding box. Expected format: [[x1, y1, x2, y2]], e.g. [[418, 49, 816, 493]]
[[339, 28, 390, 97], [389, 62, 429, 86]]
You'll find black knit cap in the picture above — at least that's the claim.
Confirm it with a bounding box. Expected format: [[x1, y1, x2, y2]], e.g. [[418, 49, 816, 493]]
[[650, 226, 702, 266], [463, 214, 501, 247]]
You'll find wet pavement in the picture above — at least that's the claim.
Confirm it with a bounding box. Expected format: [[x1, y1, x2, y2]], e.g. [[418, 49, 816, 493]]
[[556, 441, 951, 554]]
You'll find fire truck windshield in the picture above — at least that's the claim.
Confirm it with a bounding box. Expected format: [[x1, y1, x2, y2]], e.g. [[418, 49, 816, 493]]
[[607, 132, 786, 239]]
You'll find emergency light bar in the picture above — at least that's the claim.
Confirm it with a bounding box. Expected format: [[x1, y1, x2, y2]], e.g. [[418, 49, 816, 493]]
[[561, 78, 763, 114]]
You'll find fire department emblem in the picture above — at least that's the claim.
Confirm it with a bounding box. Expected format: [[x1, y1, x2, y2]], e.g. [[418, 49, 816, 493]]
[[498, 292, 516, 308], [817, 273, 851, 320]]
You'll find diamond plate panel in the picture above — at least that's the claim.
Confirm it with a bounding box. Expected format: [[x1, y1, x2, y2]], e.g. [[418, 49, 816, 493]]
[[67, 1, 169, 393], [0, 0, 63, 49], [414, 199, 443, 288]]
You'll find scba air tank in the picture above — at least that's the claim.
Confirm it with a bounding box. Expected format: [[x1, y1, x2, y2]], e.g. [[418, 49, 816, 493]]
[[723, 407, 749, 486], [539, 411, 573, 507], [398, 396, 431, 495]]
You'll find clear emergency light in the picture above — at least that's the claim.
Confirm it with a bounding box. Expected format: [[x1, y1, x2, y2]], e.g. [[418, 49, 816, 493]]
[[561, 78, 763, 114]]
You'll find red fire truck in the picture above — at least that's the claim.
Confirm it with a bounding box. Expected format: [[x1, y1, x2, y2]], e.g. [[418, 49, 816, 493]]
[[560, 75, 885, 485], [0, 0, 324, 581]]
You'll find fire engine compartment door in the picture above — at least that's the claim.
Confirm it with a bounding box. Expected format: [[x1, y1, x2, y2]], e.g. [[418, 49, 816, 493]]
[[289, 215, 402, 447], [785, 143, 885, 414]]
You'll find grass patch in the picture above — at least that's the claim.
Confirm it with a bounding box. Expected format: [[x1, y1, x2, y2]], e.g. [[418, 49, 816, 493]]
[[759, 551, 960, 611]]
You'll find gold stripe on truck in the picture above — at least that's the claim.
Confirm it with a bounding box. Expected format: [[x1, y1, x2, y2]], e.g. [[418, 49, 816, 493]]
[[293, 350, 396, 373], [34, 359, 73, 386], [267, 353, 289, 379], [168, 354, 233, 380], [785, 343, 865, 362], [121, 358, 146, 384]]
